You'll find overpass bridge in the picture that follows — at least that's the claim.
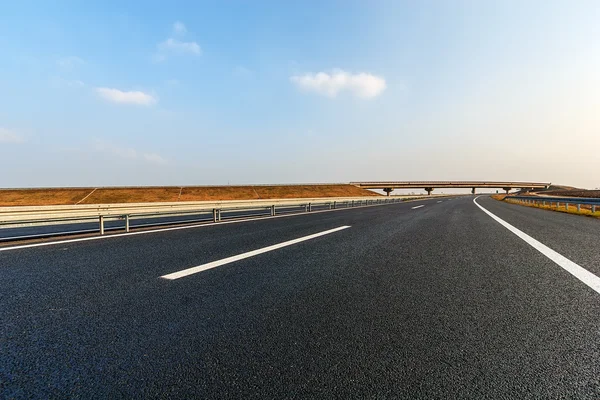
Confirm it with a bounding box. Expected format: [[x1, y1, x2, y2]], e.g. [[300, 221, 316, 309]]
[[351, 181, 551, 196]]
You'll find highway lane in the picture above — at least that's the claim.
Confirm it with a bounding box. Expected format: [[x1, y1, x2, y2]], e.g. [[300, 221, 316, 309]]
[[1, 196, 600, 398], [475, 196, 600, 276]]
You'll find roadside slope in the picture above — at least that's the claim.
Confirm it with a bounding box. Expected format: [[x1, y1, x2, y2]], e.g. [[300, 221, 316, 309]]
[[0, 184, 380, 206]]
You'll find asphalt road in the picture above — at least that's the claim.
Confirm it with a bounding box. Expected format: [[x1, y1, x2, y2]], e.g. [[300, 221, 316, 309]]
[[1, 196, 599, 398]]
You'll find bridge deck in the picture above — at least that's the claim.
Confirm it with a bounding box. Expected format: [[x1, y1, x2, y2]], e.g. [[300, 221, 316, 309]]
[[351, 181, 550, 189]]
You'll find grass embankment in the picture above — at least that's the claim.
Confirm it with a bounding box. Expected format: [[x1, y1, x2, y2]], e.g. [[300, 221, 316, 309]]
[[0, 185, 380, 207], [542, 190, 600, 198], [495, 196, 600, 218]]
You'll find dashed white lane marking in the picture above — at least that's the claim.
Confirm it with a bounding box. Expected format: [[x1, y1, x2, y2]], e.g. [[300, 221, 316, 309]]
[[474, 197, 600, 295], [161, 225, 351, 280], [411, 205, 425, 209], [437, 201, 443, 203]]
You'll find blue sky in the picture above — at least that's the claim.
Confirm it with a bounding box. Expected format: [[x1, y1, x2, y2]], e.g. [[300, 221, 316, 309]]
[[1, 1, 599, 188]]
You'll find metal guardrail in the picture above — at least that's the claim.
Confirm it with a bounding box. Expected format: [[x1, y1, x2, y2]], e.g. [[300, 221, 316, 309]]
[[0, 196, 421, 237], [506, 195, 600, 213]]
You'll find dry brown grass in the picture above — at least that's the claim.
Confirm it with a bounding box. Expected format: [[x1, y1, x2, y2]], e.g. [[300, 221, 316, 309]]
[[500, 197, 600, 219], [0, 189, 93, 207], [81, 187, 182, 204], [179, 186, 260, 202], [0, 185, 380, 206], [491, 194, 507, 201]]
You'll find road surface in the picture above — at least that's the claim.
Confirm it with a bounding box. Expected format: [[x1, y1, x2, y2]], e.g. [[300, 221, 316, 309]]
[[1, 196, 599, 398]]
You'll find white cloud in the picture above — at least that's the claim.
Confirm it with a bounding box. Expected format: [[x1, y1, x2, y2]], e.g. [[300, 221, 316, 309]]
[[233, 66, 252, 78], [143, 153, 167, 164], [152, 53, 167, 63], [68, 80, 85, 88], [95, 87, 157, 106], [165, 79, 180, 88], [94, 140, 167, 164], [173, 21, 187, 35], [56, 56, 85, 70], [158, 38, 201, 55], [154, 22, 201, 62], [290, 69, 386, 99], [50, 77, 85, 89], [0, 127, 24, 144]]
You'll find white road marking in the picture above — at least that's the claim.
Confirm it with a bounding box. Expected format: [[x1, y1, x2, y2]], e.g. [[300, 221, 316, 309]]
[[160, 225, 351, 280], [474, 197, 600, 295], [437, 201, 443, 203], [412, 205, 425, 209]]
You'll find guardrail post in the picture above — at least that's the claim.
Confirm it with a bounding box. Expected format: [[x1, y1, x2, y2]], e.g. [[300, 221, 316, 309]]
[[328, 203, 332, 210], [125, 215, 130, 232], [351, 200, 354, 207], [308, 203, 312, 212], [565, 203, 569, 211], [577, 204, 581, 212], [593, 205, 596, 213], [217, 209, 222, 221], [213, 209, 217, 222], [333, 201, 337, 209], [99, 216, 105, 235], [270, 205, 275, 216]]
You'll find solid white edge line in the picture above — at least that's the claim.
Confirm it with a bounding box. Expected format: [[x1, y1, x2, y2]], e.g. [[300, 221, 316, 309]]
[[411, 205, 425, 209], [161, 225, 351, 280], [474, 196, 600, 295], [0, 197, 445, 253]]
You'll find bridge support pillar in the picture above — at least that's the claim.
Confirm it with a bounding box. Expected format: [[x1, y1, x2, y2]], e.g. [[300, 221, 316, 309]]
[[425, 187, 433, 196], [503, 187, 511, 194], [383, 188, 393, 196], [471, 188, 476, 195]]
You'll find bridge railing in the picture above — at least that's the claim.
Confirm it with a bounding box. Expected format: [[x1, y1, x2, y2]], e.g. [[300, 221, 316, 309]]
[[351, 181, 550, 188]]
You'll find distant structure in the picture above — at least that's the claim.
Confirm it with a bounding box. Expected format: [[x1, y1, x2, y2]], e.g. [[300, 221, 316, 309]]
[[351, 181, 551, 196]]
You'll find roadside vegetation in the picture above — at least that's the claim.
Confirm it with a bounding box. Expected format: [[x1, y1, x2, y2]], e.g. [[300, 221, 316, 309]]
[[0, 185, 381, 207], [495, 196, 600, 219], [541, 190, 600, 198]]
